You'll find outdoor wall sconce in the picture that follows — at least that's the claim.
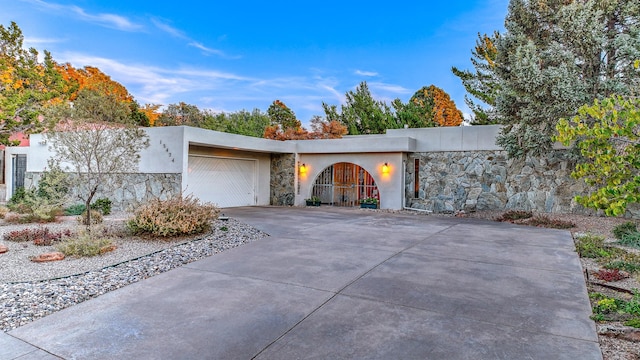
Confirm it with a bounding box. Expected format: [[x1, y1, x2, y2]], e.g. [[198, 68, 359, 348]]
[[299, 163, 307, 174], [382, 162, 389, 174]]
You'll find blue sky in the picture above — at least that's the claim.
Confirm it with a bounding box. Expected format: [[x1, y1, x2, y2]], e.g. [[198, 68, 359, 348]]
[[2, 0, 509, 125]]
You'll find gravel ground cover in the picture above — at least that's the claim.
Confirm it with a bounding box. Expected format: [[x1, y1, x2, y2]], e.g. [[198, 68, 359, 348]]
[[0, 214, 267, 332]]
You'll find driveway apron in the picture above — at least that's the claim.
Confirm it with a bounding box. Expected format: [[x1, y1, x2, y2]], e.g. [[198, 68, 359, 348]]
[[6, 207, 601, 360]]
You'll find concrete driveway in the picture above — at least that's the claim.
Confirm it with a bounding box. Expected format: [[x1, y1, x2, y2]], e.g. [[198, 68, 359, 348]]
[[3, 207, 601, 359]]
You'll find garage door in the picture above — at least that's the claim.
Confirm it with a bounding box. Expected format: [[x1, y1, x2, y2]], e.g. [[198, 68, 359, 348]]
[[187, 156, 256, 207]]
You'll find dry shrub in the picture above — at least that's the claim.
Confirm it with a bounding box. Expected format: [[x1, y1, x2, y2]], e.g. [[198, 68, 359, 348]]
[[522, 215, 575, 229], [0, 206, 9, 219], [496, 209, 533, 222], [77, 209, 103, 225], [55, 232, 115, 257], [127, 194, 219, 237], [3, 227, 72, 245]]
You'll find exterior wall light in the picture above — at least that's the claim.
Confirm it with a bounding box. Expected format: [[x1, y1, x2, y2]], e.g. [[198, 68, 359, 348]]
[[382, 162, 389, 174], [299, 163, 307, 174]]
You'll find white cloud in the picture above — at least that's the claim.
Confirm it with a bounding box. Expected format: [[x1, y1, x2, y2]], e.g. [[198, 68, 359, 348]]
[[23, 36, 65, 45], [152, 19, 236, 59], [59, 53, 248, 105], [188, 42, 226, 57], [355, 70, 379, 77], [23, 0, 142, 31], [368, 82, 411, 95], [150, 18, 187, 39]]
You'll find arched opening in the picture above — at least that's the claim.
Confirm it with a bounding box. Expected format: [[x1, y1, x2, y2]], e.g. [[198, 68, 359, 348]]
[[310, 162, 379, 207]]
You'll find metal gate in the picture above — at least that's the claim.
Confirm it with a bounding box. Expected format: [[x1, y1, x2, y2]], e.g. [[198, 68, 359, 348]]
[[311, 163, 378, 207]]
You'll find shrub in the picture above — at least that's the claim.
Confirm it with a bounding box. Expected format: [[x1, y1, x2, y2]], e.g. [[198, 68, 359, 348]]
[[90, 198, 112, 215], [496, 210, 533, 222], [624, 318, 640, 328], [619, 232, 640, 249], [604, 259, 640, 274], [594, 298, 620, 314], [55, 233, 115, 257], [593, 268, 628, 282], [8, 187, 28, 210], [3, 227, 71, 245], [0, 206, 9, 219], [613, 221, 638, 240], [78, 210, 103, 225], [575, 234, 623, 259], [523, 215, 575, 229], [64, 204, 86, 216], [127, 194, 219, 237]]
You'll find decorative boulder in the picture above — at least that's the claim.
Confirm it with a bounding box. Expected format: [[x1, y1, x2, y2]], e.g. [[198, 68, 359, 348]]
[[31, 252, 65, 262], [0, 245, 8, 254]]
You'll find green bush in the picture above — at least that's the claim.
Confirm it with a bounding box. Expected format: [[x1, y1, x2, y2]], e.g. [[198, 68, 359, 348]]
[[6, 166, 68, 223], [575, 234, 624, 259], [65, 204, 87, 216], [604, 259, 640, 274], [619, 232, 640, 249], [8, 187, 28, 210], [55, 233, 115, 257], [127, 194, 219, 237], [90, 198, 112, 215], [613, 221, 638, 240], [624, 318, 640, 328]]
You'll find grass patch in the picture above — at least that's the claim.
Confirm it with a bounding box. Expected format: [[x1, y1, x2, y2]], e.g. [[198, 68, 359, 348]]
[[618, 231, 640, 249], [613, 221, 638, 240], [575, 234, 625, 259], [604, 259, 640, 274]]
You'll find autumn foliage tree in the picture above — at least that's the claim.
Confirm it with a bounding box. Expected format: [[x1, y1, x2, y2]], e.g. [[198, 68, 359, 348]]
[[0, 21, 68, 144], [56, 64, 133, 103], [410, 85, 464, 127], [263, 100, 346, 140]]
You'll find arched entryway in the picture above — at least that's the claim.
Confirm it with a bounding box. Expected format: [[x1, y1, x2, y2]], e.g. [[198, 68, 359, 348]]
[[310, 162, 379, 207]]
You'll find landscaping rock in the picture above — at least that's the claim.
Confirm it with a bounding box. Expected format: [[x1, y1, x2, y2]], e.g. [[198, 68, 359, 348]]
[[0, 244, 8, 254], [31, 252, 65, 263]]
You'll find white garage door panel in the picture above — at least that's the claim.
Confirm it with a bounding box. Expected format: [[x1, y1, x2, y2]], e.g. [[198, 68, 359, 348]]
[[187, 156, 256, 207]]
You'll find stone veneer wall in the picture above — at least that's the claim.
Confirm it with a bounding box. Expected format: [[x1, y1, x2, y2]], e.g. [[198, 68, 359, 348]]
[[406, 150, 595, 214], [270, 153, 295, 206], [26, 173, 182, 211]]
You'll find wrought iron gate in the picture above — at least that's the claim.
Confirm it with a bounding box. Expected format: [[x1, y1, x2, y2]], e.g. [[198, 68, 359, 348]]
[[311, 163, 378, 207]]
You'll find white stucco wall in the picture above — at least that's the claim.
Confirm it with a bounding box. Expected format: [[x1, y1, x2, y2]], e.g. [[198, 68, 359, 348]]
[[28, 129, 185, 174], [296, 153, 404, 210]]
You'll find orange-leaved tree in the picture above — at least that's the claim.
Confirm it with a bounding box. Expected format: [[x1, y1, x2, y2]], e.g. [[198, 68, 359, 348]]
[[56, 64, 133, 103], [140, 104, 162, 126], [410, 85, 463, 127]]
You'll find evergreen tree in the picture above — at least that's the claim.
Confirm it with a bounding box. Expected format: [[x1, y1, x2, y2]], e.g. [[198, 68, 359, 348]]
[[452, 32, 501, 125], [322, 81, 398, 134], [494, 0, 640, 158]]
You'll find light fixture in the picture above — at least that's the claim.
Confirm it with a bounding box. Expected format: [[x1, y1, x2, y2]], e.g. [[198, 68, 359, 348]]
[[299, 163, 307, 174], [382, 162, 389, 173]]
